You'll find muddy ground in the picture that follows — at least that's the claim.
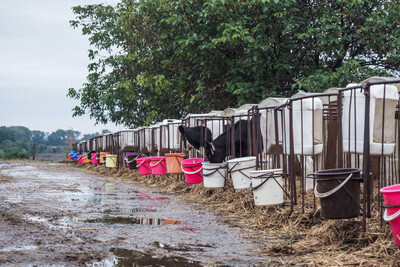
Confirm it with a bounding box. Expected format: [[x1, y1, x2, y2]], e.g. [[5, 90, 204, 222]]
[[0, 161, 271, 266], [1, 161, 399, 266], [78, 163, 400, 266]]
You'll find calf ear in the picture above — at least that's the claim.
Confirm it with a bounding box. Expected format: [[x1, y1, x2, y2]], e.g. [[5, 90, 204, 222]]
[[206, 141, 215, 155], [178, 125, 185, 134]]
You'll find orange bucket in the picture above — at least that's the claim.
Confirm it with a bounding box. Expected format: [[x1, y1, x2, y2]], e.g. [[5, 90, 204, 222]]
[[165, 153, 184, 174], [99, 152, 111, 164], [82, 153, 92, 164]]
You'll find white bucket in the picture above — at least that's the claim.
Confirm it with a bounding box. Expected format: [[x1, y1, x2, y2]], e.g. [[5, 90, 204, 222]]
[[250, 169, 283, 206], [227, 157, 256, 190], [202, 162, 227, 188]]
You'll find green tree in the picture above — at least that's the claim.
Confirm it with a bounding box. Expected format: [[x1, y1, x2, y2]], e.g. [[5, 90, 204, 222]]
[[47, 129, 67, 146], [68, 0, 400, 127], [0, 126, 14, 142], [31, 130, 47, 145]]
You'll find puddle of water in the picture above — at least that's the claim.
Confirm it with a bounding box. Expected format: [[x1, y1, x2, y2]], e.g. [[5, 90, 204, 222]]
[[84, 216, 182, 226], [109, 248, 202, 267], [102, 208, 156, 214], [152, 241, 213, 252], [0, 245, 38, 252]]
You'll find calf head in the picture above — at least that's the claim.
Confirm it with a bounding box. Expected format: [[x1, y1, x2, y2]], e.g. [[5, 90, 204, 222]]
[[205, 141, 226, 163], [179, 125, 212, 151]]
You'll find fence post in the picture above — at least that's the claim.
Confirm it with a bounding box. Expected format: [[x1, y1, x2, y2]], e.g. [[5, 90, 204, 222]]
[[32, 144, 36, 160]]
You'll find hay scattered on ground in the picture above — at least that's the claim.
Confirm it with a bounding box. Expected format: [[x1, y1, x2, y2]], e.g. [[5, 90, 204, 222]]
[[76, 164, 400, 265]]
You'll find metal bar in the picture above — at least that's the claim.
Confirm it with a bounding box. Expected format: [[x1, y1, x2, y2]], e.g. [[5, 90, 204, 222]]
[[362, 83, 371, 231]]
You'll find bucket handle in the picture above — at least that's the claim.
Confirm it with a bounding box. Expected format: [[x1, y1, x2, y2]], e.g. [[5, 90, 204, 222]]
[[314, 173, 353, 198], [125, 154, 140, 164], [150, 158, 165, 167], [137, 159, 148, 168], [203, 167, 222, 177], [181, 164, 203, 175], [250, 173, 275, 191], [383, 209, 400, 222]]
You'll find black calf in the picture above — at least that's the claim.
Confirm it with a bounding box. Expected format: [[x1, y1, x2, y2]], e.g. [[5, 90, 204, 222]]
[[178, 125, 212, 150], [205, 120, 249, 163]]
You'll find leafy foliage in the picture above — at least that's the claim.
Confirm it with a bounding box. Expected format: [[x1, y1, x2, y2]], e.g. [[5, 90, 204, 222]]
[[69, 0, 400, 127], [3, 151, 29, 160]]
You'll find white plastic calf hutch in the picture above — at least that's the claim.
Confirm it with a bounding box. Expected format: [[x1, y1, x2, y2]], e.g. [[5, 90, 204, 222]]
[[258, 97, 288, 154], [342, 83, 398, 155], [119, 129, 137, 151], [162, 119, 182, 152], [151, 123, 163, 155], [283, 97, 324, 155], [220, 108, 237, 117], [185, 112, 223, 139]]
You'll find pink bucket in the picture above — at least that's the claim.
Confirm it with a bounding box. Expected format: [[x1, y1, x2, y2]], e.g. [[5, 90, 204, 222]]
[[77, 155, 83, 164], [381, 184, 400, 246], [136, 157, 152, 175], [91, 153, 98, 164], [181, 158, 204, 184], [150, 156, 167, 175]]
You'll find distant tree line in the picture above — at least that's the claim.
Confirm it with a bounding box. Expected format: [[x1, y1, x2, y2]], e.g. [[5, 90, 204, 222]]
[[0, 126, 110, 160]]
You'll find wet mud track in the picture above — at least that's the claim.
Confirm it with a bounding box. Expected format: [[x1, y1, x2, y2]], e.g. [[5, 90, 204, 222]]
[[0, 162, 268, 266]]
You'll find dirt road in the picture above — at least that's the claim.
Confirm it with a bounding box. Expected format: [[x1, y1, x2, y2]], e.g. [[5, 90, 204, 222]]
[[0, 161, 270, 266]]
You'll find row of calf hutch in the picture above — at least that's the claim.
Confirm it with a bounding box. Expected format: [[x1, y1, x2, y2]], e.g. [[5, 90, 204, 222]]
[[71, 77, 400, 244]]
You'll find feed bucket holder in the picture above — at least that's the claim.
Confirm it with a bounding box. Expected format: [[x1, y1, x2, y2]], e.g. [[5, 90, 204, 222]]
[[202, 162, 227, 188], [105, 155, 117, 168], [165, 153, 185, 174], [150, 156, 167, 175], [91, 153, 98, 164], [136, 157, 152, 175], [125, 152, 140, 169], [227, 157, 256, 190], [249, 169, 287, 206], [181, 158, 204, 184], [313, 168, 362, 219], [380, 184, 400, 246]]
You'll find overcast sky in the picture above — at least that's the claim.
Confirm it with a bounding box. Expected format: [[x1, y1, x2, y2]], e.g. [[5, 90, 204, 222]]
[[0, 0, 125, 135]]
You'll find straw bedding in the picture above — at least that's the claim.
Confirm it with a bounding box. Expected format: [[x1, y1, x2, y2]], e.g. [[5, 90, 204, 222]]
[[78, 164, 400, 265]]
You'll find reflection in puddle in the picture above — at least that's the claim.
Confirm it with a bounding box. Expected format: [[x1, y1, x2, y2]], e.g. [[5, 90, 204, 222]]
[[152, 241, 213, 252], [110, 248, 202, 267], [84, 216, 182, 226], [102, 208, 156, 214]]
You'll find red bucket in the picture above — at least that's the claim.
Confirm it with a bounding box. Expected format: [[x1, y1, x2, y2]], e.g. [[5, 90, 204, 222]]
[[137, 157, 152, 175], [150, 156, 167, 175], [91, 153, 98, 164], [181, 158, 204, 184], [380, 184, 400, 246]]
